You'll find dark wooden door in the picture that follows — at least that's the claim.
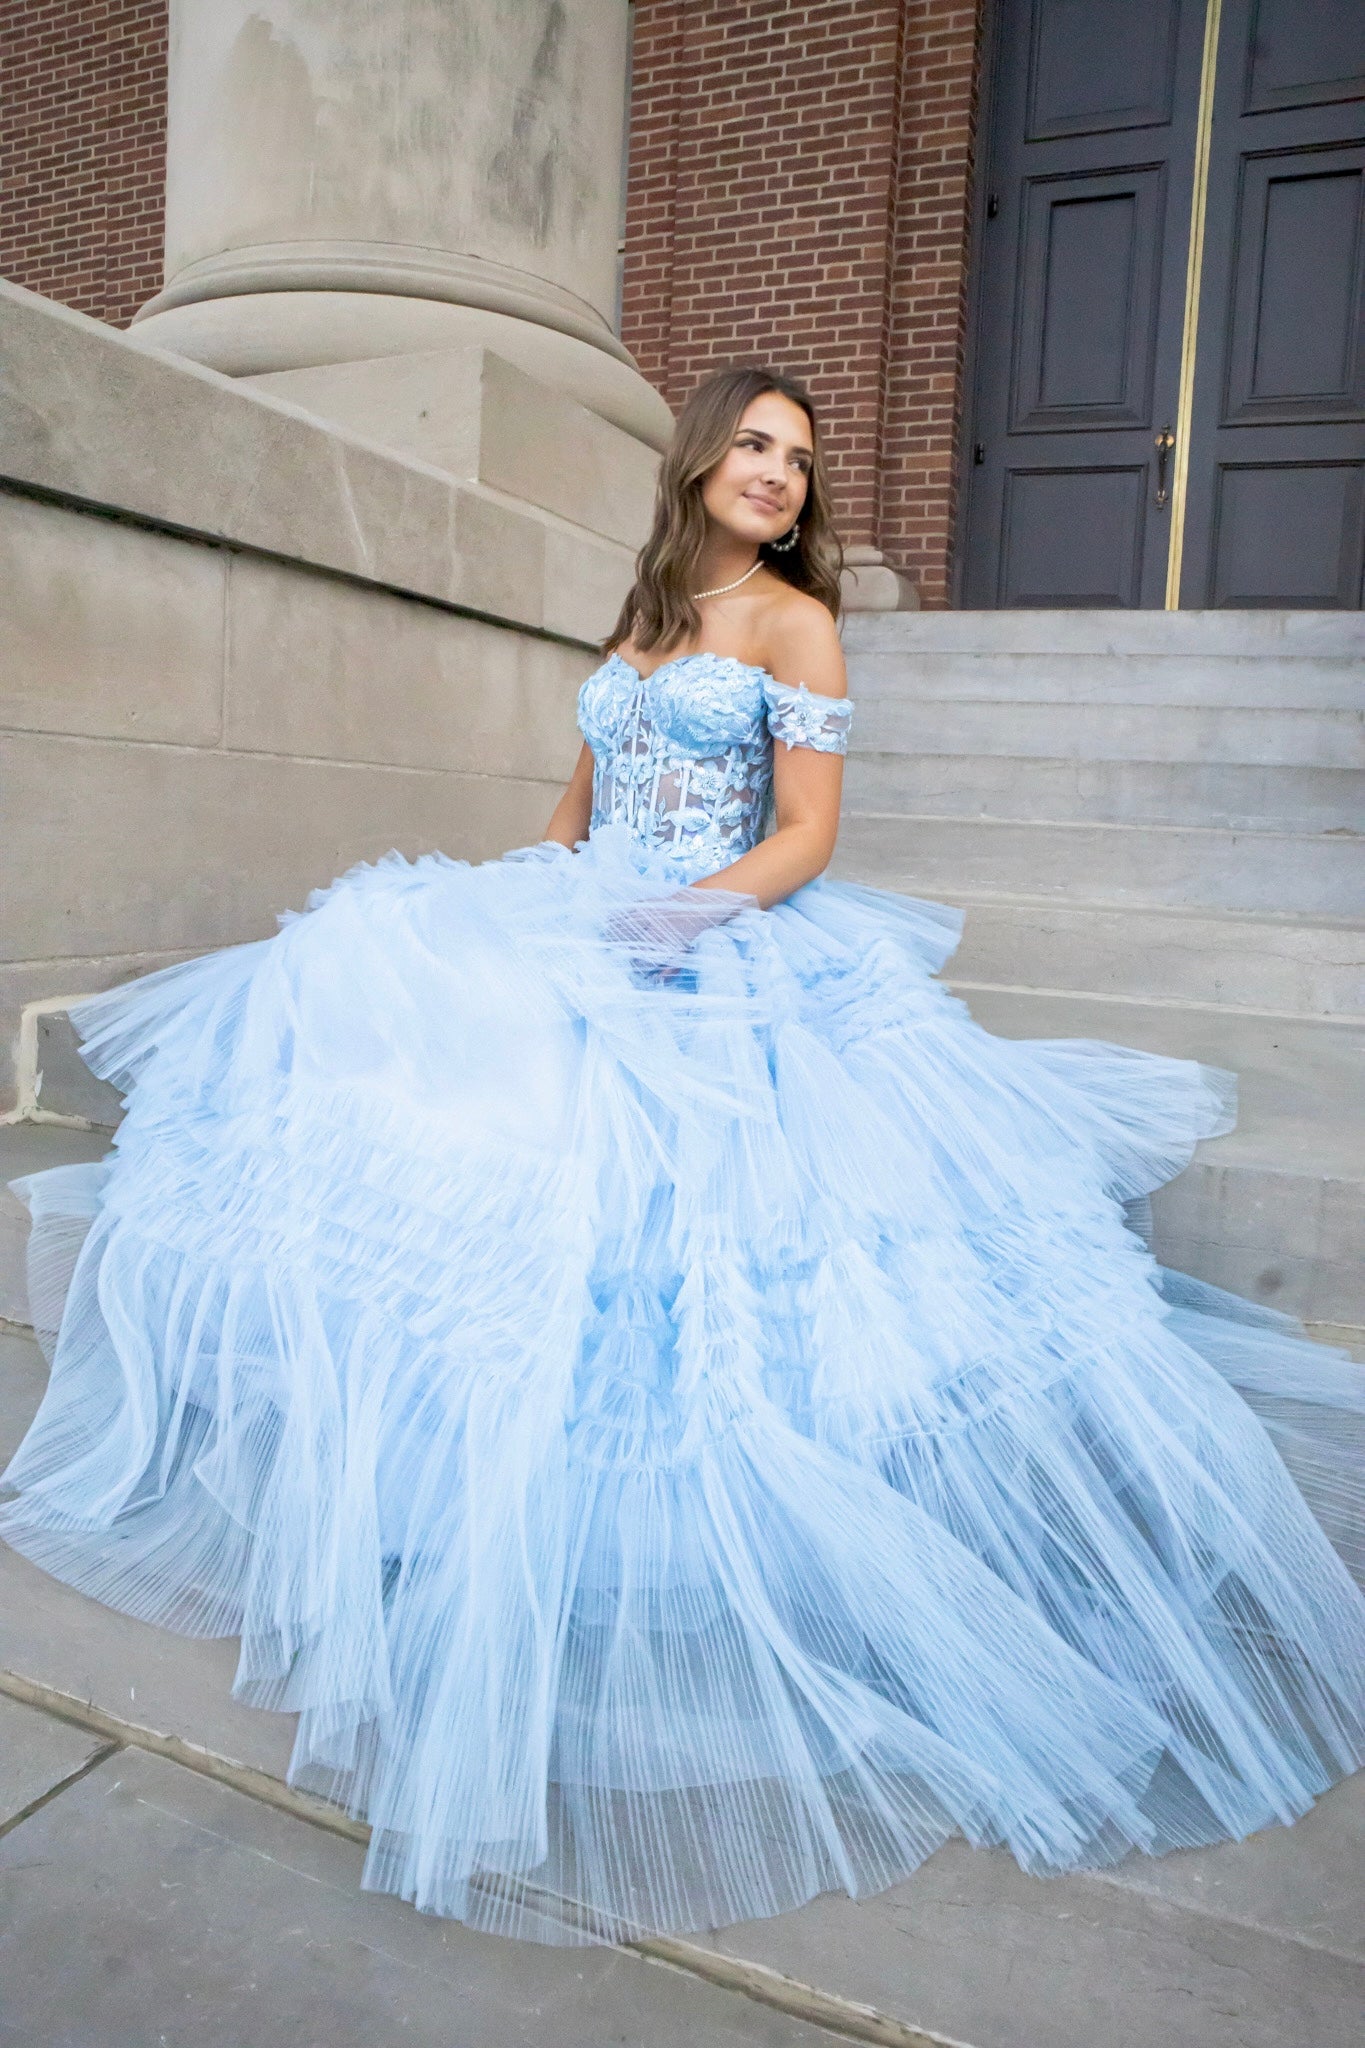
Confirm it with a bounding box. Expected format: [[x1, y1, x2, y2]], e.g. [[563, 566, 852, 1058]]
[[961, 0, 1365, 607], [961, 0, 1210, 606], [1178, 0, 1365, 605]]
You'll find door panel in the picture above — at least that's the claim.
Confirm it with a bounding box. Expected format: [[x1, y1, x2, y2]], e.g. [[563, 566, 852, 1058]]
[[1179, 1, 1365, 604], [1001, 467, 1148, 605], [1242, 0, 1365, 114], [1223, 155, 1365, 416], [1210, 461, 1365, 603], [1026, 0, 1180, 138], [1013, 170, 1165, 426]]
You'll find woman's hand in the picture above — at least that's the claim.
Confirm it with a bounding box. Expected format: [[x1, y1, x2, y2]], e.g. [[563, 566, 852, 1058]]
[[603, 888, 753, 981]]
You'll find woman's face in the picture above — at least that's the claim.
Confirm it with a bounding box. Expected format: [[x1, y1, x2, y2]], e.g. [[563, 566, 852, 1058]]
[[699, 392, 814, 546]]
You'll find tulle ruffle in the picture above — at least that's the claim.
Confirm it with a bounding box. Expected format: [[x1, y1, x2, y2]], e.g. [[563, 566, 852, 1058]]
[[3, 824, 1363, 1943]]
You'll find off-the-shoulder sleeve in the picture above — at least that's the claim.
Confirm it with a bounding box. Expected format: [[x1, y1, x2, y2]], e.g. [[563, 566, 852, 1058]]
[[763, 677, 854, 754]]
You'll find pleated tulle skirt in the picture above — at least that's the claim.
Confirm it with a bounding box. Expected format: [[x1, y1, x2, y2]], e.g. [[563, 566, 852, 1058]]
[[3, 823, 1364, 1943]]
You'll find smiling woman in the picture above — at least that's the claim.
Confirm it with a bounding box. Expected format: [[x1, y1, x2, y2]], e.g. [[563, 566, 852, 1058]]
[[3, 364, 1363, 1953], [603, 366, 845, 655], [546, 368, 851, 909]]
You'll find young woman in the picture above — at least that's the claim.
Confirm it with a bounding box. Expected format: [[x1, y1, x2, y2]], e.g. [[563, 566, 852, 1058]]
[[4, 367, 1363, 1947]]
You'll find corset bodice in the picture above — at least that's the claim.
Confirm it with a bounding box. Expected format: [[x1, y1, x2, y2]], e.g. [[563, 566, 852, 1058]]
[[577, 650, 853, 882]]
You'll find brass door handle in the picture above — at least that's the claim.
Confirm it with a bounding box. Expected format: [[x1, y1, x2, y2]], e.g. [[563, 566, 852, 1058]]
[[1154, 427, 1175, 510]]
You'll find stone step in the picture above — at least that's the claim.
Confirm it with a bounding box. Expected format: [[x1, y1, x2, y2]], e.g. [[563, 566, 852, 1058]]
[[842, 606, 1365, 660], [845, 752, 1365, 831], [846, 647, 1364, 708], [938, 896, 1365, 1018], [21, 1007, 123, 1130], [836, 814, 1363, 917], [847, 695, 1361, 768], [952, 990, 1365, 1328], [0, 1122, 110, 1328]]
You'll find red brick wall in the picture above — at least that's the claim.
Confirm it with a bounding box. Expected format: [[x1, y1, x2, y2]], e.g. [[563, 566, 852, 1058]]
[[881, 3, 983, 606], [621, 0, 983, 606], [0, 0, 169, 329]]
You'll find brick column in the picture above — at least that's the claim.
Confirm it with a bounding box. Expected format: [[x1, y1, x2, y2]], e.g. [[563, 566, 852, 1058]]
[[880, 2, 983, 607], [621, 0, 983, 606]]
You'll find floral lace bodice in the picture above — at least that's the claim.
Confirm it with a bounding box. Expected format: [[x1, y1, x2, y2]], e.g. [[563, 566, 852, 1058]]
[[577, 651, 854, 883]]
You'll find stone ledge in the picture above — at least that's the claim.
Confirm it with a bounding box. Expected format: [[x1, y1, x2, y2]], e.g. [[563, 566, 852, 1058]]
[[0, 280, 635, 646], [1, 730, 559, 965], [247, 345, 658, 552]]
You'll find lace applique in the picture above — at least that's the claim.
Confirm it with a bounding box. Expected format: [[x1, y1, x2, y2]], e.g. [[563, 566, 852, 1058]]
[[577, 651, 855, 884], [764, 677, 853, 754]]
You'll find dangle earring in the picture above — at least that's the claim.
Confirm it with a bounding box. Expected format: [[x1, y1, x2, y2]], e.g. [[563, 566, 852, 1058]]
[[767, 522, 801, 553]]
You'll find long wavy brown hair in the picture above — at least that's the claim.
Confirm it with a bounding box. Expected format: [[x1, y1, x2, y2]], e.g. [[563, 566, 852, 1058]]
[[604, 365, 844, 656]]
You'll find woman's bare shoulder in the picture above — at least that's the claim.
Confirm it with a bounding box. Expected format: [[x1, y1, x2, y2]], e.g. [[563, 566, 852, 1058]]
[[756, 587, 847, 697]]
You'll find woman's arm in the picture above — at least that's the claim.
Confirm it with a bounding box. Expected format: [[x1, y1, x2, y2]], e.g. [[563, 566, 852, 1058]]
[[692, 747, 844, 909], [542, 741, 596, 848], [693, 603, 848, 910]]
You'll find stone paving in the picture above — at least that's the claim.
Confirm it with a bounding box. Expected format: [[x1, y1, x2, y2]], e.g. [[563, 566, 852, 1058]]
[[3, 1322, 1362, 2048], [0, 1703, 841, 2048]]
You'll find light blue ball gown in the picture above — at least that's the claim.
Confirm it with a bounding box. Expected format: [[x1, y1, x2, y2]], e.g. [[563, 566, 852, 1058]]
[[3, 651, 1363, 1944]]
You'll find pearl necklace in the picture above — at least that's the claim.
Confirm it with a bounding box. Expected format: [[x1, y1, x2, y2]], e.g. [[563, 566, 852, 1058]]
[[692, 559, 763, 600]]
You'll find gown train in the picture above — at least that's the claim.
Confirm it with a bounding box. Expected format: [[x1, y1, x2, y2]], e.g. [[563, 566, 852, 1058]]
[[4, 826, 1363, 1942]]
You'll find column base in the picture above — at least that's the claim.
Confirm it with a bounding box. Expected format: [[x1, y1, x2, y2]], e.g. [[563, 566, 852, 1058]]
[[840, 547, 920, 611], [128, 291, 674, 451], [247, 345, 659, 551]]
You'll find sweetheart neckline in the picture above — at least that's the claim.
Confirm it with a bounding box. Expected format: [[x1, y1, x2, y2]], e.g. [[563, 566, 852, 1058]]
[[604, 649, 777, 688]]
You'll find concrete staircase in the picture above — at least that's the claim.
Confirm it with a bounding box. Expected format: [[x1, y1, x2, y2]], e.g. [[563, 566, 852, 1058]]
[[837, 609, 1365, 1333]]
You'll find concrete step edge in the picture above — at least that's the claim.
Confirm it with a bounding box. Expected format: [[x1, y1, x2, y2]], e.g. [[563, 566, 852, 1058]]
[[851, 692, 1364, 716], [848, 750, 1365, 769], [850, 741, 1362, 772], [844, 811, 1362, 847], [846, 647, 1365, 663], [933, 893, 1365, 931], [845, 756, 1365, 798], [843, 796, 1365, 838], [840, 611, 1365, 657], [1163, 1148, 1365, 1192], [843, 668, 1365, 689], [846, 801, 1363, 835], [838, 823, 1363, 915], [945, 976, 1365, 1027], [1306, 1321, 1365, 1359], [0, 1665, 972, 2048]]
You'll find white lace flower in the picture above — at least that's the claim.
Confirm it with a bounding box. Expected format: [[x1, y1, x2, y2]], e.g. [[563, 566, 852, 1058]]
[[764, 679, 854, 753]]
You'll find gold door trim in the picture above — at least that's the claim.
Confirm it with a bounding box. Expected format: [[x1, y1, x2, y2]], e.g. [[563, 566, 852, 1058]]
[[1164, 0, 1224, 609]]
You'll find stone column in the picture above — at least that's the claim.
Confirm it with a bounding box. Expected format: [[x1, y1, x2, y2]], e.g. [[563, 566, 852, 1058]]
[[840, 547, 920, 611], [131, 0, 672, 448]]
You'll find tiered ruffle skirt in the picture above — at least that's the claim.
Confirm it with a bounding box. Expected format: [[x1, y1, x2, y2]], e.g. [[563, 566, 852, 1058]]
[[3, 825, 1363, 1942]]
